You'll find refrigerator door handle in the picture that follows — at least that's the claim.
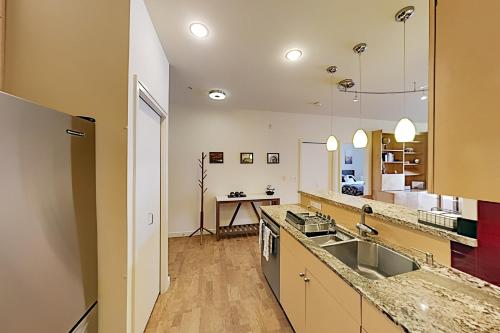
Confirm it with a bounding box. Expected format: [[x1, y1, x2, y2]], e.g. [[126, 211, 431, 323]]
[[148, 213, 154, 225]]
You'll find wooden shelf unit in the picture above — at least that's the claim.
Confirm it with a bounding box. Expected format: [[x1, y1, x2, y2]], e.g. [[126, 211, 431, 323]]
[[372, 131, 428, 198]]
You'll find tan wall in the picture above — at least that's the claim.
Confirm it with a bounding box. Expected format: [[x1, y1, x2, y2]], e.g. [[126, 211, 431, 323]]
[[4, 1, 130, 332], [300, 194, 451, 266]]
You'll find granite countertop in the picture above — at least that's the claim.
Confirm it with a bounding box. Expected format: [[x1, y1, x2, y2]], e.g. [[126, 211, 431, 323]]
[[261, 204, 500, 333], [300, 191, 478, 247]]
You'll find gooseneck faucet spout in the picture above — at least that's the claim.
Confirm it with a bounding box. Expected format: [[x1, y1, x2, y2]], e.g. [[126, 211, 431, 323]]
[[357, 204, 378, 237]]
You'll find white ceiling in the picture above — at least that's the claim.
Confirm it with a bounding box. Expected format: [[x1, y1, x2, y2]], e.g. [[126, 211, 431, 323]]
[[146, 0, 429, 122]]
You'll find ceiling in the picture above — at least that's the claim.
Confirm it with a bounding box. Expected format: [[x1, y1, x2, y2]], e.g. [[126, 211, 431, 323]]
[[146, 0, 429, 122]]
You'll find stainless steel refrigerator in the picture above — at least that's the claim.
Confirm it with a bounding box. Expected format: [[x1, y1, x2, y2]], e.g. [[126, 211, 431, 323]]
[[0, 92, 98, 332]]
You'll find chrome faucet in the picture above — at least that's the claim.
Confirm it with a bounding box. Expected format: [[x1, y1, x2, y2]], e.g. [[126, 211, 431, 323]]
[[356, 204, 379, 237]]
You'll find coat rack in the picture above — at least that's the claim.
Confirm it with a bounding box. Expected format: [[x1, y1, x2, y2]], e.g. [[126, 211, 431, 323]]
[[189, 152, 213, 243]]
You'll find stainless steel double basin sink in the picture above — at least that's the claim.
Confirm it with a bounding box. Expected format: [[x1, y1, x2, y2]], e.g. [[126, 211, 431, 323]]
[[308, 231, 419, 280]]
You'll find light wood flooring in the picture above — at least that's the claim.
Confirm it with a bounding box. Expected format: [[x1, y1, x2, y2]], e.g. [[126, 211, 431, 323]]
[[145, 235, 293, 333]]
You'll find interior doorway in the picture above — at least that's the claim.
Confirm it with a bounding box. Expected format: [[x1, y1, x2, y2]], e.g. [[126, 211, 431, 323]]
[[298, 140, 336, 193], [340, 143, 366, 196]]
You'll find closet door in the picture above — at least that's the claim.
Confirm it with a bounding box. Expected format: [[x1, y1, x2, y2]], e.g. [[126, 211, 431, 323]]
[[133, 97, 162, 333]]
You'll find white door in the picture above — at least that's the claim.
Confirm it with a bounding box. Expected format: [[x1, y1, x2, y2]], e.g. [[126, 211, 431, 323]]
[[134, 97, 161, 333], [299, 142, 330, 192]]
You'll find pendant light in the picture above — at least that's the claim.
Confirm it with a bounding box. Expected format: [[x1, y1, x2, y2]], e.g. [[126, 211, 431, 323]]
[[352, 43, 368, 148], [394, 6, 416, 143], [326, 66, 338, 151]]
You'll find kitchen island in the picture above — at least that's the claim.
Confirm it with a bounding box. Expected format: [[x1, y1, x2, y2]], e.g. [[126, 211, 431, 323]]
[[261, 203, 500, 333]]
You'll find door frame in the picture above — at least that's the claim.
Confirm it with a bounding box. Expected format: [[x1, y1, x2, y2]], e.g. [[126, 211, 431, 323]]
[[298, 139, 338, 193], [128, 76, 169, 332]]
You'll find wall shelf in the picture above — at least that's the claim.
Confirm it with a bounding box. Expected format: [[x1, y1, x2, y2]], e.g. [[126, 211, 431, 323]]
[[372, 131, 428, 198], [404, 172, 423, 176]]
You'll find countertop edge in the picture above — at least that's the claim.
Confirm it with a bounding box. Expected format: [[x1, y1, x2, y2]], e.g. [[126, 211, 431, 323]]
[[261, 204, 500, 333], [299, 191, 478, 247]]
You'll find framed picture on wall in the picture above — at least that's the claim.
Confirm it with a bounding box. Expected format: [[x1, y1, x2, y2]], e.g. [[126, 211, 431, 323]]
[[345, 153, 353, 165], [267, 153, 279, 164], [240, 152, 253, 164], [209, 152, 224, 164]]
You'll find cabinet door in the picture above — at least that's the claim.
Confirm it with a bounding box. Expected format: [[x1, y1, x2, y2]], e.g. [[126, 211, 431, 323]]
[[362, 298, 403, 333], [430, 0, 500, 202], [305, 269, 360, 333], [280, 230, 306, 333]]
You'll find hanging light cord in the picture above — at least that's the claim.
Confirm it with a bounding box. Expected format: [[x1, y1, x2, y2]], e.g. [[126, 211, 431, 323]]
[[402, 20, 406, 116], [330, 73, 334, 135], [358, 52, 362, 126]]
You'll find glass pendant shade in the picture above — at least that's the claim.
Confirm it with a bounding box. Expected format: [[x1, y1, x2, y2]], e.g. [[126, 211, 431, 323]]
[[395, 118, 416, 142], [326, 135, 338, 151], [353, 129, 368, 148]]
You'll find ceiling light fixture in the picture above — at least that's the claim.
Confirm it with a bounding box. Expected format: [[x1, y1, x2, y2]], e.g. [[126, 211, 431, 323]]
[[353, 92, 359, 102], [326, 66, 338, 151], [352, 43, 368, 148], [285, 49, 303, 61], [413, 82, 428, 101], [420, 86, 428, 100], [189, 23, 209, 38], [394, 6, 417, 143], [208, 89, 226, 100]]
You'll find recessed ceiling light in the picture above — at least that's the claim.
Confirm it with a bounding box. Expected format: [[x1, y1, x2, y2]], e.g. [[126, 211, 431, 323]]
[[208, 89, 226, 100], [189, 23, 209, 38], [285, 49, 302, 61]]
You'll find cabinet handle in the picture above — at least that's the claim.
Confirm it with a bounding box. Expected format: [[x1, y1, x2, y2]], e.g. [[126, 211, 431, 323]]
[[299, 272, 305, 277], [304, 277, 310, 283]]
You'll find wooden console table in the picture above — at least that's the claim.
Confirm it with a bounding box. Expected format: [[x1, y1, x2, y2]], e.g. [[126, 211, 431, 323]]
[[215, 194, 280, 240]]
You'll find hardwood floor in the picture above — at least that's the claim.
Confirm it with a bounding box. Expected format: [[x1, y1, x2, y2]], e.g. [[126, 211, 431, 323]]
[[145, 235, 293, 333]]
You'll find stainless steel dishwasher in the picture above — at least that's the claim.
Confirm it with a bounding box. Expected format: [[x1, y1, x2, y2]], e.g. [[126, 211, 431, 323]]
[[261, 212, 280, 299]]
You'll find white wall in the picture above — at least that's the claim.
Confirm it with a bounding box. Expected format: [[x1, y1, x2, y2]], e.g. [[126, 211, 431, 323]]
[[169, 104, 427, 236], [128, 0, 169, 332]]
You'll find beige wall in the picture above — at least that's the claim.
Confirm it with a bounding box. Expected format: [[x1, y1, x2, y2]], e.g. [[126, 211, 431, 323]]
[[4, 1, 130, 332]]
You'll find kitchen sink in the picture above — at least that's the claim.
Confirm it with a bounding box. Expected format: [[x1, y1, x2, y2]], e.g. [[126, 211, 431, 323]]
[[308, 230, 354, 247], [324, 240, 419, 280]]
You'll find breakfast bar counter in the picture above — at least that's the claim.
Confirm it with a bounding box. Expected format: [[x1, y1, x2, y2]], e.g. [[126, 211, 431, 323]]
[[261, 204, 500, 333]]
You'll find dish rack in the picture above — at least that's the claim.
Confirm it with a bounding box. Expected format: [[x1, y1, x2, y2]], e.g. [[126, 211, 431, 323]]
[[417, 208, 461, 231]]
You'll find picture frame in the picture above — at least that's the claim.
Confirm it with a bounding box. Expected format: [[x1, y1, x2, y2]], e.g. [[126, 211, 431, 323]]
[[240, 152, 253, 164], [209, 152, 224, 164], [345, 154, 353, 165], [267, 153, 279, 164]]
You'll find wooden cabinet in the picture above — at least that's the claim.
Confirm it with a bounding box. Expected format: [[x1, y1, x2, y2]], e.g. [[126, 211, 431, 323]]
[[362, 298, 403, 333], [280, 228, 410, 333], [305, 269, 360, 333], [280, 229, 360, 333], [429, 0, 500, 202], [280, 232, 306, 332]]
